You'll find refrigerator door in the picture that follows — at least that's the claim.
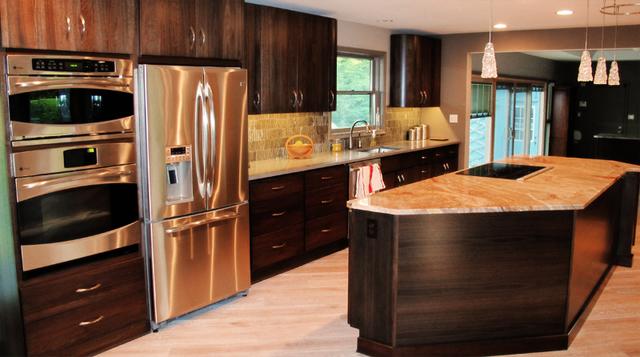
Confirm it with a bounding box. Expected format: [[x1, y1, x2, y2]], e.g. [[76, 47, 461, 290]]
[[138, 65, 208, 221], [149, 203, 250, 324], [203, 68, 248, 211]]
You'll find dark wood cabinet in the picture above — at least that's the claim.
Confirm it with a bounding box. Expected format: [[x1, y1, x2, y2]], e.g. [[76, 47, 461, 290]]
[[140, 0, 243, 60], [0, 0, 136, 54], [21, 251, 148, 357], [390, 34, 441, 108], [380, 144, 459, 189], [245, 3, 336, 114]]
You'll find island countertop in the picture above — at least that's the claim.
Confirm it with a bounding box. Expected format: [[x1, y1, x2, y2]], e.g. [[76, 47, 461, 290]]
[[348, 156, 640, 215]]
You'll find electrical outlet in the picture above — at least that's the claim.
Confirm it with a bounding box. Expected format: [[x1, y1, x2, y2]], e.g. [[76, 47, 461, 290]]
[[628, 114, 635, 121], [449, 114, 458, 123]]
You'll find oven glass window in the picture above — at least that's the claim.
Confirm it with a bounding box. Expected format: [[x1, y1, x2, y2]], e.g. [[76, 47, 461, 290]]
[[17, 184, 138, 245], [9, 89, 133, 125]]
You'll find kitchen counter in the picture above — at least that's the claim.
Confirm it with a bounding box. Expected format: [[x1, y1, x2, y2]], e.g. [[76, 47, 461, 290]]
[[348, 155, 639, 356], [249, 139, 459, 180], [348, 156, 640, 215]]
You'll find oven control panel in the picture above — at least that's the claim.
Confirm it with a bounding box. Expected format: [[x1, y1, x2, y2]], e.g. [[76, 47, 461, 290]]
[[32, 58, 116, 73]]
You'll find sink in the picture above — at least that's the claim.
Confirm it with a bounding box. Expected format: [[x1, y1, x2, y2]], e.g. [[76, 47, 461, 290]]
[[356, 146, 399, 154]]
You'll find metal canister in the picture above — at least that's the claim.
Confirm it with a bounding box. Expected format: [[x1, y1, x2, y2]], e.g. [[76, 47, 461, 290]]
[[414, 126, 423, 141], [407, 128, 416, 141], [421, 124, 429, 140]]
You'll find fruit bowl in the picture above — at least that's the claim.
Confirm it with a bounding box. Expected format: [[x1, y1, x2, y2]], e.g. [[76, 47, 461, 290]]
[[285, 134, 314, 159]]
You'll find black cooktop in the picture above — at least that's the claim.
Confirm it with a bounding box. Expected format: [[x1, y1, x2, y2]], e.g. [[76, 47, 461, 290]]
[[457, 163, 546, 180]]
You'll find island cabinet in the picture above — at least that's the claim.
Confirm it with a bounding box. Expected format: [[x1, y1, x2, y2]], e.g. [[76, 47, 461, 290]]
[[381, 144, 458, 188], [390, 34, 441, 108], [20, 250, 148, 357], [140, 0, 244, 60], [245, 3, 337, 114], [249, 165, 348, 280], [0, 0, 136, 54]]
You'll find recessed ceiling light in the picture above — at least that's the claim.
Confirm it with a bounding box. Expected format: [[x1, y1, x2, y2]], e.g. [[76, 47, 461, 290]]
[[493, 23, 507, 29], [376, 19, 393, 24], [556, 9, 574, 16]]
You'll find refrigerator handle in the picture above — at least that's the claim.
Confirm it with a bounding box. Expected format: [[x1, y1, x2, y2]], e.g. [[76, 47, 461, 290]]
[[204, 81, 216, 199], [194, 81, 207, 197]]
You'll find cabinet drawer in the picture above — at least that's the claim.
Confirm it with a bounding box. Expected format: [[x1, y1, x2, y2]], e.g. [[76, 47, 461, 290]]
[[305, 184, 347, 218], [305, 212, 347, 251], [433, 145, 458, 160], [251, 197, 304, 236], [252, 224, 304, 271], [381, 152, 417, 174], [250, 174, 303, 203], [21, 253, 145, 321], [305, 165, 346, 191], [24, 286, 147, 357]]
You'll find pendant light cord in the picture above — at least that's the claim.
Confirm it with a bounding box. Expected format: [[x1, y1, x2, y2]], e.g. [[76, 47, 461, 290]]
[[585, 0, 590, 49], [601, 0, 606, 53], [489, 0, 494, 42], [614, 0, 618, 60]]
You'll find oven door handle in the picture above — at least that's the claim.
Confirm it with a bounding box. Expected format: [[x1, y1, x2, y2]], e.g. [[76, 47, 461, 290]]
[[164, 213, 239, 234], [16, 165, 136, 202], [8, 76, 133, 95]]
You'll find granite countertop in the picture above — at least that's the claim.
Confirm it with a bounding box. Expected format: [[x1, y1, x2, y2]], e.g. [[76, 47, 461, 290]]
[[248, 139, 460, 180], [347, 156, 640, 215]]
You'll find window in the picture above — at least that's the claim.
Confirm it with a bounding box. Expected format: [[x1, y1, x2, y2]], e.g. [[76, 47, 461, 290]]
[[468, 82, 493, 167], [332, 50, 384, 133]]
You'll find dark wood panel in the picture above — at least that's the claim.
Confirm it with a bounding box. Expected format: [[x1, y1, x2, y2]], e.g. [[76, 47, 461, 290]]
[[1, 0, 75, 51], [304, 165, 346, 191], [616, 172, 638, 267], [395, 211, 573, 345], [296, 13, 334, 112], [249, 173, 303, 203], [196, 0, 243, 60], [251, 224, 304, 271], [305, 184, 346, 218], [305, 211, 347, 251], [550, 87, 571, 156], [348, 210, 396, 345], [245, 3, 260, 113], [250, 196, 304, 236], [77, 0, 136, 54], [390, 34, 441, 108], [139, 0, 196, 57]]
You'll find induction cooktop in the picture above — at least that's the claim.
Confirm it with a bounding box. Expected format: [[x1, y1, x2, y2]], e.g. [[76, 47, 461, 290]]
[[456, 163, 547, 180]]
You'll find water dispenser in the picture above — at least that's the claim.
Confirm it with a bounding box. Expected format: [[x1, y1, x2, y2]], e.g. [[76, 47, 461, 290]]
[[165, 145, 194, 204]]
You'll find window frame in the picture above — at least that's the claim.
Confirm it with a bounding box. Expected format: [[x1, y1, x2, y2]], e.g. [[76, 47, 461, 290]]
[[331, 47, 385, 136]]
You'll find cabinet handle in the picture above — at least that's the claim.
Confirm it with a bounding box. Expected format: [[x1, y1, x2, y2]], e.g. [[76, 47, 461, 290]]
[[421, 170, 428, 174], [75, 283, 102, 293], [79, 14, 86, 35], [78, 315, 104, 327], [189, 26, 196, 50], [299, 90, 304, 108], [320, 176, 333, 180], [272, 243, 287, 249], [321, 229, 332, 233], [321, 199, 334, 204], [199, 28, 206, 47], [271, 211, 286, 217], [424, 89, 429, 102], [329, 90, 335, 106], [420, 156, 427, 160], [271, 185, 285, 191], [65, 16, 72, 35], [253, 92, 261, 108], [291, 90, 298, 109]]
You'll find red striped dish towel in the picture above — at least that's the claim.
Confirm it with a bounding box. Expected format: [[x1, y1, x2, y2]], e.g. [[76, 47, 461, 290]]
[[355, 164, 386, 199]]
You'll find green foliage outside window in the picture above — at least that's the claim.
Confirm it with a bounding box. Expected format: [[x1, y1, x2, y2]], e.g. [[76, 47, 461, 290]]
[[333, 56, 375, 129]]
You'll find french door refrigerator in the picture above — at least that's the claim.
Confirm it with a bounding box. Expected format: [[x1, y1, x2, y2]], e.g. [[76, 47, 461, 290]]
[[136, 64, 250, 327]]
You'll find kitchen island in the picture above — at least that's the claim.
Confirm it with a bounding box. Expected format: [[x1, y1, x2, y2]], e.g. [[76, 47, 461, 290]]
[[347, 156, 639, 356]]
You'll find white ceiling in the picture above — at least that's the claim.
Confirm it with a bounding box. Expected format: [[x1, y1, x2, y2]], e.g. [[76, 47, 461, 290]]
[[525, 48, 640, 61], [246, 0, 640, 35]]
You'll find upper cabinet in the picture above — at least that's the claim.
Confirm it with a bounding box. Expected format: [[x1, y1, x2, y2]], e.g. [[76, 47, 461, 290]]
[[0, 0, 136, 54], [140, 0, 244, 60], [245, 4, 337, 115], [390, 34, 441, 108]]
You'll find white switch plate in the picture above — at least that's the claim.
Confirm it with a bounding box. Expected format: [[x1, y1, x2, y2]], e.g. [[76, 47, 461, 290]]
[[628, 114, 635, 121], [449, 114, 458, 123]]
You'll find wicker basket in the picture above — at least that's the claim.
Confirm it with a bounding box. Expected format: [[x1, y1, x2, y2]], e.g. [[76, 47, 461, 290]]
[[285, 134, 314, 159]]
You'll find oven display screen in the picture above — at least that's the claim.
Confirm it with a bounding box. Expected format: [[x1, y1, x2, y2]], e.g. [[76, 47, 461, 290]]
[[63, 148, 97, 168]]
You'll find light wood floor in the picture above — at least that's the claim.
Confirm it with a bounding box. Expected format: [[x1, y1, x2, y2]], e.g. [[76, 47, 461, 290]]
[[103, 244, 640, 357]]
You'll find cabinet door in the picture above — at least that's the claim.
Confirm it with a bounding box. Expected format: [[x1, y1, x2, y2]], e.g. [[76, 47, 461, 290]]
[[77, 0, 135, 54], [1, 0, 77, 51], [419, 37, 441, 107], [140, 0, 197, 57], [327, 18, 337, 111], [245, 3, 261, 114], [256, 6, 298, 114], [296, 14, 334, 113], [196, 0, 243, 60], [390, 35, 422, 107]]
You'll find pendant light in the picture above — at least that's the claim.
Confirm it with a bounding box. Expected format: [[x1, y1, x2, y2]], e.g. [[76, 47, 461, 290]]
[[481, 0, 498, 78], [593, 0, 608, 85], [578, 0, 594, 82], [608, 0, 621, 86]]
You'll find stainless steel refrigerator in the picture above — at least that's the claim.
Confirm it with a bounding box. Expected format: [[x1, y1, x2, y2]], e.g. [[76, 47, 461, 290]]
[[135, 64, 250, 327]]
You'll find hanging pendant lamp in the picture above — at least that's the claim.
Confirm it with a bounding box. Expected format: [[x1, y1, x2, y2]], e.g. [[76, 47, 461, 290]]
[[578, 0, 594, 82], [593, 0, 609, 85], [481, 0, 498, 78], [608, 0, 621, 86]]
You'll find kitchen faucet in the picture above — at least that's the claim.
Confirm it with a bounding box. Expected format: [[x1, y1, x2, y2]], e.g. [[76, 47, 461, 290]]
[[349, 120, 370, 150]]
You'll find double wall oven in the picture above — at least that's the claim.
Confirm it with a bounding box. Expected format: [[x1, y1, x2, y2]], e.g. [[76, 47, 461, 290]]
[[6, 53, 139, 272]]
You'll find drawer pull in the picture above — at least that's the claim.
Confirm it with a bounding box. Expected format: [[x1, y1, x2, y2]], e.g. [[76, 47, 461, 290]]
[[320, 199, 334, 204], [271, 211, 287, 217], [78, 315, 104, 327], [320, 176, 333, 180], [271, 185, 286, 191], [420, 156, 427, 160], [321, 229, 332, 233], [75, 283, 102, 293], [272, 243, 287, 249], [421, 170, 428, 174]]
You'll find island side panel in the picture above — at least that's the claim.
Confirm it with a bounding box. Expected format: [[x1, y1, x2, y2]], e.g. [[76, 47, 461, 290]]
[[566, 178, 623, 330], [395, 211, 573, 346], [615, 172, 638, 267], [348, 210, 397, 346]]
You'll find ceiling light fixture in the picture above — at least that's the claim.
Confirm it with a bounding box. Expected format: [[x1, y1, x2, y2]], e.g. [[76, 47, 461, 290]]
[[556, 9, 575, 16], [481, 0, 498, 78], [593, 0, 609, 85], [493, 23, 507, 29], [578, 0, 594, 82]]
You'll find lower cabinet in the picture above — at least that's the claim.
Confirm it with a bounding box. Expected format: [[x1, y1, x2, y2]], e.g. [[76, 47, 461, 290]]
[[381, 144, 459, 189], [21, 251, 148, 357]]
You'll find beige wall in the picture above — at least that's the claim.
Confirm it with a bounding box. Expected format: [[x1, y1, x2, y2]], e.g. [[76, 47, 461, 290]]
[[440, 25, 640, 167]]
